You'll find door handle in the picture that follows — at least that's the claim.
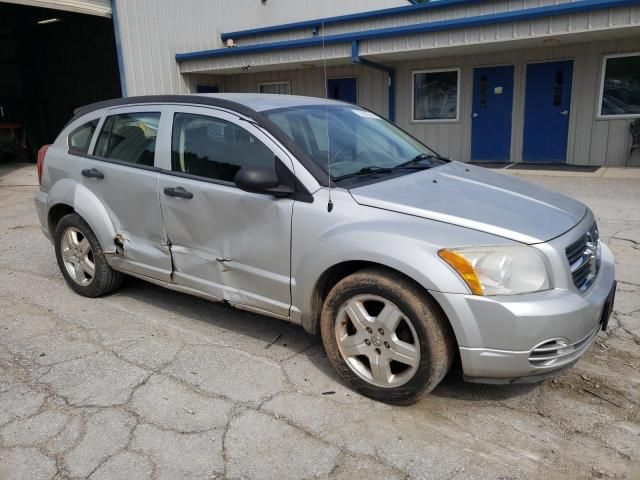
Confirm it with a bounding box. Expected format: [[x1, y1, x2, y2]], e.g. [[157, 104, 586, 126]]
[[560, 110, 569, 116], [472, 113, 479, 118], [163, 186, 193, 199], [81, 168, 104, 179]]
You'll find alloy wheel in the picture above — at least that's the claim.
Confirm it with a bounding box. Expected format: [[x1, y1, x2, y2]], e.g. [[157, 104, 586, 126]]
[[335, 294, 420, 388], [60, 227, 96, 286]]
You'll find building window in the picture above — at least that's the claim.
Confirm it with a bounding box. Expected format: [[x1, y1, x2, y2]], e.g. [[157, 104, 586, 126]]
[[196, 85, 220, 93], [259, 81, 291, 95], [412, 69, 459, 122], [599, 53, 640, 117]]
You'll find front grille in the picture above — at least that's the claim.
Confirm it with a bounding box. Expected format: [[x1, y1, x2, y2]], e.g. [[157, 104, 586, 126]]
[[565, 223, 600, 293], [528, 322, 601, 367]]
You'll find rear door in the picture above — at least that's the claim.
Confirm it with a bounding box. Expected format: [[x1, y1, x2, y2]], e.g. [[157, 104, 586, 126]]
[[157, 106, 294, 317], [80, 106, 173, 280]]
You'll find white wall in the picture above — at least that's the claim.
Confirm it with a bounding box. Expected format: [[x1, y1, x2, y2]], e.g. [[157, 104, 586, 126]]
[[114, 0, 406, 96]]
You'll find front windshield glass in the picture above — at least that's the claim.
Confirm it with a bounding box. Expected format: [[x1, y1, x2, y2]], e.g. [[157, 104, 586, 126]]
[[263, 104, 446, 181]]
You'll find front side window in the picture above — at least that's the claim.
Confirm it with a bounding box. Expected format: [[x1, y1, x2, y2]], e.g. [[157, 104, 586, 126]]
[[600, 53, 640, 117], [413, 69, 459, 121], [171, 113, 274, 183], [265, 104, 444, 181], [259, 82, 291, 95], [68, 119, 98, 154], [94, 112, 160, 166]]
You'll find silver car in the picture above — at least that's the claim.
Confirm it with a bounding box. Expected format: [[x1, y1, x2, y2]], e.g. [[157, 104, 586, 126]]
[[35, 94, 616, 404]]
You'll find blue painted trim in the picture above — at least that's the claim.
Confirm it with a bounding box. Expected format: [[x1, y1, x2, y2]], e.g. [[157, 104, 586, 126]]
[[220, 0, 477, 41], [351, 41, 396, 122], [178, 0, 637, 62], [110, 0, 127, 97]]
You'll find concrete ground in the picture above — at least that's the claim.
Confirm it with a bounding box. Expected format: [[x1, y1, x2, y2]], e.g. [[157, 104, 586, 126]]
[[0, 163, 639, 480]]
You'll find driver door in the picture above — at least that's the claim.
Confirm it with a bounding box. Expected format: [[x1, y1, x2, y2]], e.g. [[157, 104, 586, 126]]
[[157, 106, 294, 317]]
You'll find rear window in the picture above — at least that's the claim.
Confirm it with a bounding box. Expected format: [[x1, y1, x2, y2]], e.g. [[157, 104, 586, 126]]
[[94, 112, 160, 166], [68, 120, 98, 154]]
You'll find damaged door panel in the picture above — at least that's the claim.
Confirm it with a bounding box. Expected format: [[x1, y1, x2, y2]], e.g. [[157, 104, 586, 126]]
[[79, 108, 173, 281], [159, 106, 294, 317]]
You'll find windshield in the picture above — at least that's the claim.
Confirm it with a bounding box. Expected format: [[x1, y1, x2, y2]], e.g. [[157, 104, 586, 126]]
[[263, 104, 446, 181]]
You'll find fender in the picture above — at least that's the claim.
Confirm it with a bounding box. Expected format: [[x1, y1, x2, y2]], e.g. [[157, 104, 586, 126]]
[[47, 178, 118, 254], [289, 189, 516, 339]]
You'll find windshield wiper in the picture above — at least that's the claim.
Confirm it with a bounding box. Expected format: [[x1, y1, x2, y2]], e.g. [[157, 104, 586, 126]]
[[393, 153, 447, 169], [333, 166, 393, 181]]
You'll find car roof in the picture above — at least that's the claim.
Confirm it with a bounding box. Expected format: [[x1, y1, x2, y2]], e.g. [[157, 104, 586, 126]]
[[72, 93, 345, 120], [198, 93, 344, 112]]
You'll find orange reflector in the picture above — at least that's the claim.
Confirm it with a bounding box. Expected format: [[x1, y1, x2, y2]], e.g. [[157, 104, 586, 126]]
[[438, 249, 484, 296]]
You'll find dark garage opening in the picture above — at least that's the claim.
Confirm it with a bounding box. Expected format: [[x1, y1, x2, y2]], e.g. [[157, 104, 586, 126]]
[[0, 3, 121, 162]]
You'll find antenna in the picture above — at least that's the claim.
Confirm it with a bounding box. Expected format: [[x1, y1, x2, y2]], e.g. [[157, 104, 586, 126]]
[[320, 10, 333, 213]]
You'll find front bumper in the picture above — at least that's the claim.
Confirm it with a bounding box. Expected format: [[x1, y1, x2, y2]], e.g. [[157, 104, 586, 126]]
[[431, 243, 616, 383]]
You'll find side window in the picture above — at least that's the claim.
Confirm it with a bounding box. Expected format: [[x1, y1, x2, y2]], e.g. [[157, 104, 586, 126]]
[[171, 113, 274, 183], [93, 112, 160, 166], [68, 119, 98, 154]]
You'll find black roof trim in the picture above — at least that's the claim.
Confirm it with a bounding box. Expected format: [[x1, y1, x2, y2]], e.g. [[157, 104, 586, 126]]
[[70, 95, 330, 186]]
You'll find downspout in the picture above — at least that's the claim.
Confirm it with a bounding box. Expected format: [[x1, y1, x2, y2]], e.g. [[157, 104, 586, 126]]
[[111, 0, 127, 97], [351, 41, 396, 122]]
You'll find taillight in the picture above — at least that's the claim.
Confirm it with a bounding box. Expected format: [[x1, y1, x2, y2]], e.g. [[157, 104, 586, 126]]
[[37, 145, 50, 185]]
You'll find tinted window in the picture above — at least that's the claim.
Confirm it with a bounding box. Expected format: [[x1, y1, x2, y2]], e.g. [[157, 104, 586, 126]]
[[600, 54, 640, 116], [68, 119, 98, 154], [171, 113, 274, 183], [94, 112, 160, 166], [413, 70, 459, 121]]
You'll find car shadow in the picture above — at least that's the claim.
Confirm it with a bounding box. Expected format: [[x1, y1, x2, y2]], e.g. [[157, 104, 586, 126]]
[[116, 276, 539, 402], [115, 275, 318, 353]]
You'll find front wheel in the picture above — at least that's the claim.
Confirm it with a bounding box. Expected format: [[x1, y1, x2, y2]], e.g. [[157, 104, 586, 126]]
[[320, 268, 455, 405]]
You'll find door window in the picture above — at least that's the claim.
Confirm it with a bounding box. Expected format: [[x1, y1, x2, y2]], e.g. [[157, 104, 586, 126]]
[[171, 113, 274, 183], [94, 112, 160, 166], [68, 119, 98, 154]]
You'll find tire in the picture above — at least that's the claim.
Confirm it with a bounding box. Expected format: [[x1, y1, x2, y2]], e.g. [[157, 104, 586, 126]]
[[54, 213, 123, 297], [320, 267, 455, 405]]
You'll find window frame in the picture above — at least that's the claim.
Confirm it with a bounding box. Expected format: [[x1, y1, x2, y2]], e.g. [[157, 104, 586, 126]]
[[597, 52, 640, 119], [258, 81, 292, 95], [88, 109, 163, 170], [411, 67, 461, 123]]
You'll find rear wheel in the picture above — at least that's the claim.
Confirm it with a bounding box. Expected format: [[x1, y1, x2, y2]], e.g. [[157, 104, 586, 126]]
[[54, 213, 123, 297], [320, 268, 455, 405]]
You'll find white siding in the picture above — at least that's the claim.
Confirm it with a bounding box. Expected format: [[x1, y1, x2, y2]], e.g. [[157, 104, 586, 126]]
[[114, 0, 405, 96]]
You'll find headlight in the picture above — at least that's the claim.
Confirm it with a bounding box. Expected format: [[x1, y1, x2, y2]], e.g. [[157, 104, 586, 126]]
[[438, 246, 550, 296]]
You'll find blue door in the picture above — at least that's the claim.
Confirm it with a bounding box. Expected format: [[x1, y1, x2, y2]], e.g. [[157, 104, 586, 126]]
[[471, 65, 514, 162], [522, 60, 573, 163], [328, 78, 357, 104]]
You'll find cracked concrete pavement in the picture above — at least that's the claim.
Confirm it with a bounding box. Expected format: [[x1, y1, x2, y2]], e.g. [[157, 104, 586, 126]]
[[0, 163, 639, 479]]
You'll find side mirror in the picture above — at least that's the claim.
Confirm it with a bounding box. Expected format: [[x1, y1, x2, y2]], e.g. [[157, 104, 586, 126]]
[[234, 166, 293, 197]]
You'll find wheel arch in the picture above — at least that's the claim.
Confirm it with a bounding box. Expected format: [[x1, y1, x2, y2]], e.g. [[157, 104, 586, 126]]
[[301, 260, 460, 351], [46, 179, 118, 253]]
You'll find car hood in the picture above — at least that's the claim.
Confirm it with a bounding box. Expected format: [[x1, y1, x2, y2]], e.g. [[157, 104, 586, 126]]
[[349, 162, 587, 244]]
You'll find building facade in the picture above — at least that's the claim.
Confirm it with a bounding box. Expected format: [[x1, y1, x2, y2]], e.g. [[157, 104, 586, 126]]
[[4, 0, 640, 165]]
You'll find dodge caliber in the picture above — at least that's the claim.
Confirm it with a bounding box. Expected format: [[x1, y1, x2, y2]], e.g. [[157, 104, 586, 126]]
[[35, 94, 616, 404]]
